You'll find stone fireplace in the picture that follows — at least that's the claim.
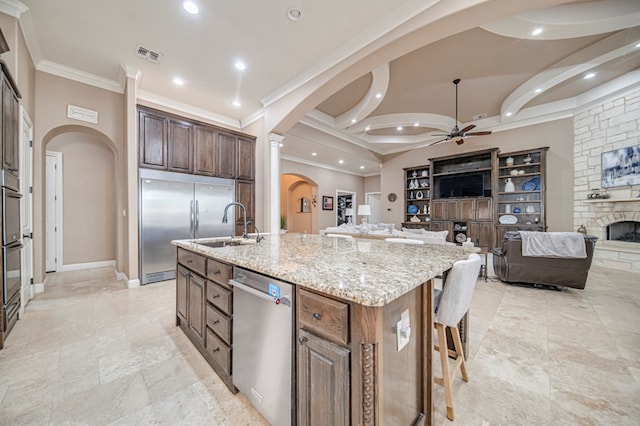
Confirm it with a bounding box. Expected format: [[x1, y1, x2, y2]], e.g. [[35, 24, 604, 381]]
[[573, 89, 640, 273]]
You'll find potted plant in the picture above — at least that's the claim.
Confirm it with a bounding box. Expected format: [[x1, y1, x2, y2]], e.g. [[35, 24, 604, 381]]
[[280, 215, 287, 234]]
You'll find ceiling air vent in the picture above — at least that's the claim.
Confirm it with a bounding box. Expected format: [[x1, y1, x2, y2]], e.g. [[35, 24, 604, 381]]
[[135, 44, 162, 64], [473, 113, 488, 120]]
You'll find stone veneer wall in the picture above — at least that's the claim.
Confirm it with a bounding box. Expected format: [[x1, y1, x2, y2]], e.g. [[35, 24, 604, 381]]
[[573, 88, 640, 273]]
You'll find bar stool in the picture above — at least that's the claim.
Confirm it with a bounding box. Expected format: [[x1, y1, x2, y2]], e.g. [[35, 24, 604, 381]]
[[434, 253, 481, 421]]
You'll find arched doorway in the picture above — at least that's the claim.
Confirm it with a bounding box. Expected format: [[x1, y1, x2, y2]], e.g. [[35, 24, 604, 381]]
[[280, 174, 318, 234], [43, 126, 118, 272]]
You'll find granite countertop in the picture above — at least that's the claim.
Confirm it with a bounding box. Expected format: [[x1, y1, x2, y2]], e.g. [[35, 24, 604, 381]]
[[172, 233, 477, 307]]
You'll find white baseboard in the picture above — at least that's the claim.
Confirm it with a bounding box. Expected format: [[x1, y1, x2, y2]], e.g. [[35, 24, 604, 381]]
[[58, 260, 116, 272], [115, 270, 140, 288], [33, 276, 47, 293]]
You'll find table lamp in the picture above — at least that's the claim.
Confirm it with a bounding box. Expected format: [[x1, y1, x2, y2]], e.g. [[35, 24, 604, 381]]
[[357, 204, 371, 234], [345, 208, 354, 226]]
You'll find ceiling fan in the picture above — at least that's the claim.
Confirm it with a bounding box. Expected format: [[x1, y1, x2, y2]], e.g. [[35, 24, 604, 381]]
[[429, 78, 492, 146]]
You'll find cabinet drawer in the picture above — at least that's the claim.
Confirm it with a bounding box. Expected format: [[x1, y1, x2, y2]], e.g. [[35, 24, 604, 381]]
[[207, 281, 232, 314], [177, 248, 206, 276], [207, 259, 232, 288], [206, 304, 232, 345], [206, 328, 231, 375], [299, 289, 349, 346]]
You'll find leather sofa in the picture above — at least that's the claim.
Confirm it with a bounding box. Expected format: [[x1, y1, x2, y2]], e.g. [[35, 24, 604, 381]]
[[491, 231, 597, 289]]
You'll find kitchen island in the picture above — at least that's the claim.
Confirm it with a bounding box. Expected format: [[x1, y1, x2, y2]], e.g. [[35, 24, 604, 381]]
[[173, 233, 476, 425]]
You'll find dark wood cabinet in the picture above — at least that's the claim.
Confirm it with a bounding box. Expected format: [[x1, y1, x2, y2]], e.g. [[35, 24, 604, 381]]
[[168, 120, 193, 173], [188, 273, 206, 343], [194, 126, 217, 176], [476, 198, 493, 221], [217, 131, 237, 178], [139, 109, 167, 170], [236, 180, 255, 235], [2, 73, 19, 177], [237, 137, 255, 180], [430, 220, 454, 242], [468, 221, 493, 248], [297, 329, 350, 425], [176, 265, 189, 324]]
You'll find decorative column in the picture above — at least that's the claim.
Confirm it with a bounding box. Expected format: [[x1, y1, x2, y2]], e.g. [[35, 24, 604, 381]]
[[268, 133, 284, 235]]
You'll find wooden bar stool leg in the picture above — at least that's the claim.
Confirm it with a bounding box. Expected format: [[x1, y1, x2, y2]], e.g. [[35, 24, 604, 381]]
[[436, 323, 455, 420], [451, 326, 468, 382]]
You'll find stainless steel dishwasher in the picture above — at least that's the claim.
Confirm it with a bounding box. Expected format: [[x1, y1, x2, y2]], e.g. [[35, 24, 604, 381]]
[[229, 267, 294, 426]]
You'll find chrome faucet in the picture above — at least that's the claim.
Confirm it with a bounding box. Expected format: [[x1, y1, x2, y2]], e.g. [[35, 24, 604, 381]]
[[222, 202, 249, 239]]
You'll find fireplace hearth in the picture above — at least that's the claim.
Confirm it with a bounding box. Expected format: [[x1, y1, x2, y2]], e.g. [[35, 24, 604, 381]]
[[607, 221, 640, 243]]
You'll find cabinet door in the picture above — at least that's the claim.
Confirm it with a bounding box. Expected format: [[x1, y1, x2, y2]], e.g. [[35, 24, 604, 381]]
[[459, 199, 475, 221], [476, 198, 492, 221], [217, 131, 237, 178], [2, 78, 19, 176], [176, 265, 189, 324], [468, 222, 493, 249], [168, 120, 193, 173], [139, 110, 167, 169], [188, 273, 206, 343], [194, 126, 217, 176], [445, 200, 459, 220], [236, 180, 254, 236], [297, 329, 350, 426], [431, 200, 446, 220], [236, 137, 255, 180]]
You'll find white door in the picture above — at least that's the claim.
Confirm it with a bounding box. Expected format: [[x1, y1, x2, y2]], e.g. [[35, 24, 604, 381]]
[[45, 152, 62, 272], [366, 192, 381, 225], [19, 110, 33, 313]]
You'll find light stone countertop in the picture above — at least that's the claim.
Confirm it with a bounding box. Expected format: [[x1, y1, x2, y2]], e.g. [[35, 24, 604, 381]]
[[172, 233, 478, 307]]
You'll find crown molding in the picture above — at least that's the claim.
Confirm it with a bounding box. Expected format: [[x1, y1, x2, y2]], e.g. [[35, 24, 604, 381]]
[[37, 60, 123, 93], [281, 154, 379, 178], [0, 0, 27, 18]]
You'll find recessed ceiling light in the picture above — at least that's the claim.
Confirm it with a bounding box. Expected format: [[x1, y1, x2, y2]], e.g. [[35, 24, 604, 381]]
[[234, 61, 246, 71], [584, 72, 596, 79], [339, 160, 344, 164], [397, 126, 403, 131], [414, 122, 419, 127], [360, 166, 365, 169], [311, 152, 317, 156], [365, 126, 370, 132], [351, 118, 357, 124], [532, 28, 543, 36], [173, 77, 184, 86], [279, 143, 284, 147], [375, 93, 382, 99], [232, 100, 241, 107], [505, 112, 513, 117], [635, 42, 640, 48], [287, 7, 303, 21], [535, 88, 542, 93], [183, 1, 199, 14]]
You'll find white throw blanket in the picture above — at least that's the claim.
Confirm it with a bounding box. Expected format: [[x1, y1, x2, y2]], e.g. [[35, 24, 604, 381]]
[[520, 231, 587, 258]]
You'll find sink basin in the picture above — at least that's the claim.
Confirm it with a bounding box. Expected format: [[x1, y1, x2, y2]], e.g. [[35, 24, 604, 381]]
[[199, 240, 244, 248]]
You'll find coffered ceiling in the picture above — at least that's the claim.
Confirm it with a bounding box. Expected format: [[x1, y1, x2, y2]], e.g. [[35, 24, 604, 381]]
[[7, 0, 640, 175]]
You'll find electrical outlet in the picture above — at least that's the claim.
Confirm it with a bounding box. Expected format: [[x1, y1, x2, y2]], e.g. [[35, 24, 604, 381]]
[[396, 309, 411, 351]]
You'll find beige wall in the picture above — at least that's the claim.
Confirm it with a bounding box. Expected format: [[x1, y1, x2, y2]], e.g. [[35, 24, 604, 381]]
[[34, 72, 125, 282], [48, 133, 116, 264], [281, 160, 365, 231], [364, 175, 381, 194], [380, 119, 575, 231]]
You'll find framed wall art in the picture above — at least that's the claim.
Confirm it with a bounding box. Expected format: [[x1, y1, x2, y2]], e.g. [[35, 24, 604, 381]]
[[602, 144, 640, 187], [322, 196, 333, 210]]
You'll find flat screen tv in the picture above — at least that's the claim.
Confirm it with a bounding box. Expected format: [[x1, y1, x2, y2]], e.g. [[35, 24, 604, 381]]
[[438, 173, 485, 198]]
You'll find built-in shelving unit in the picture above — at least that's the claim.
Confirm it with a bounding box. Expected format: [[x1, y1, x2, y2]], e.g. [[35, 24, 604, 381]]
[[403, 165, 431, 228]]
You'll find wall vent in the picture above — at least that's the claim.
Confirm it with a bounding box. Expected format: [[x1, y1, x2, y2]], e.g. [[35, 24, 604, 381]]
[[473, 113, 488, 120], [135, 44, 162, 64]]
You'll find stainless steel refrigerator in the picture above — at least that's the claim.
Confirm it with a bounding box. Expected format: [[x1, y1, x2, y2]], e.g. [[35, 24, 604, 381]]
[[139, 169, 235, 284]]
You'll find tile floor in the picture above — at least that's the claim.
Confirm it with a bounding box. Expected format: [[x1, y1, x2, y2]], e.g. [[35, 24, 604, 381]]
[[0, 264, 639, 425]]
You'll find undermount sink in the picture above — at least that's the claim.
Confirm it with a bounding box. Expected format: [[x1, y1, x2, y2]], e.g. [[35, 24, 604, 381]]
[[199, 240, 244, 248]]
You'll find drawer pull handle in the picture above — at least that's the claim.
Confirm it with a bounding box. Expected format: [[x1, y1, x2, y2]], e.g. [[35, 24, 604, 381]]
[[187, 259, 193, 263], [212, 347, 220, 353], [312, 313, 321, 321], [213, 270, 221, 275], [213, 320, 220, 325], [298, 336, 308, 345], [212, 294, 221, 299]]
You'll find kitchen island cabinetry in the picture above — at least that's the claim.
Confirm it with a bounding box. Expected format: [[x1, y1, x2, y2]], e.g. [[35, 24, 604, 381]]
[[176, 247, 236, 393], [174, 235, 477, 425]]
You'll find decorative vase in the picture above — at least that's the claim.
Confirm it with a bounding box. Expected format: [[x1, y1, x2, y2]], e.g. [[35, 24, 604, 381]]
[[505, 204, 511, 213], [504, 178, 515, 192], [506, 156, 514, 167], [513, 206, 521, 213]]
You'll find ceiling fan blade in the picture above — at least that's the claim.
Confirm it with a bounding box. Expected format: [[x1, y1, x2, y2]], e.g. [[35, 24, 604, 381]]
[[455, 138, 465, 145], [427, 138, 449, 147], [465, 131, 492, 136], [460, 124, 476, 134], [431, 133, 450, 137]]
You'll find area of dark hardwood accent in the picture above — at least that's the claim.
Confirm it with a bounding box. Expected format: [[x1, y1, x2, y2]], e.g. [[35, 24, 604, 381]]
[[138, 109, 167, 170], [168, 119, 194, 173], [237, 137, 255, 180], [194, 126, 217, 176], [216, 131, 236, 179]]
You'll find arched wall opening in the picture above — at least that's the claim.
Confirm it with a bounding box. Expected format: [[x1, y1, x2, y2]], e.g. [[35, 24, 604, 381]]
[[280, 174, 319, 234], [41, 125, 119, 270]]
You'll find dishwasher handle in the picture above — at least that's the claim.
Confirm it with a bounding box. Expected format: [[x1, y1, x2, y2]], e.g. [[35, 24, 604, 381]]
[[229, 278, 292, 308]]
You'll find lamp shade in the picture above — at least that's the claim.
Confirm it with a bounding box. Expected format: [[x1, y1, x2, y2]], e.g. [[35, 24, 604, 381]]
[[357, 204, 371, 216], [345, 208, 354, 216]]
